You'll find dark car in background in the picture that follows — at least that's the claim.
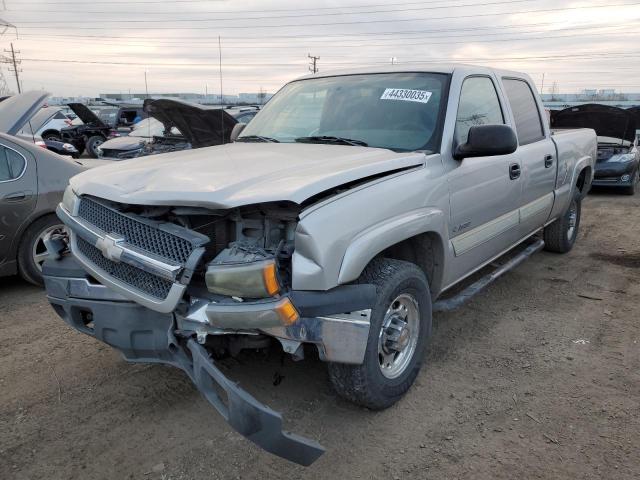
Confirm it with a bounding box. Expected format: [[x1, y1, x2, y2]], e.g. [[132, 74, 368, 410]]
[[0, 92, 108, 285], [552, 104, 639, 194], [60, 103, 116, 158], [97, 99, 241, 159], [60, 103, 148, 158]]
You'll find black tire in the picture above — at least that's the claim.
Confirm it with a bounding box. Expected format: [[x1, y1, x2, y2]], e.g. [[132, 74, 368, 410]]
[[622, 169, 638, 196], [17, 215, 65, 286], [41, 131, 61, 142], [86, 135, 105, 158], [543, 188, 582, 253], [328, 258, 432, 410]]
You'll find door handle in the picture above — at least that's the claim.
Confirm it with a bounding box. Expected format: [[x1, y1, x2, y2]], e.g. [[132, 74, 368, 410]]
[[509, 163, 521, 180], [544, 154, 554, 168], [3, 191, 30, 202]]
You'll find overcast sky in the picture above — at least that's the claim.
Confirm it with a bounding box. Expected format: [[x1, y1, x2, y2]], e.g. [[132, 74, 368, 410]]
[[1, 0, 639, 96]]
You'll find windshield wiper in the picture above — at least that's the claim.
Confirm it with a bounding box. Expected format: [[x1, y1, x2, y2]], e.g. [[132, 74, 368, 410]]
[[236, 135, 280, 143], [294, 136, 368, 147]]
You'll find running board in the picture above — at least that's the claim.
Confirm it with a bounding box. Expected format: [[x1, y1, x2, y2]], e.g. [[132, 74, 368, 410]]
[[433, 239, 545, 312]]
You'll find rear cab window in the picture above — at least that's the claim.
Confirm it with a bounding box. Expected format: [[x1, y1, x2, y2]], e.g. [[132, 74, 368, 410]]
[[502, 78, 545, 145]]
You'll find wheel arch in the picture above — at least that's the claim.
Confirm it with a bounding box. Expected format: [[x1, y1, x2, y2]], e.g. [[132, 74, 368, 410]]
[[337, 208, 447, 299], [12, 210, 58, 261]]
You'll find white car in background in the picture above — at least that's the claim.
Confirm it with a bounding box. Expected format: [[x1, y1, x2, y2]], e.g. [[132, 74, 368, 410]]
[[28, 106, 73, 141]]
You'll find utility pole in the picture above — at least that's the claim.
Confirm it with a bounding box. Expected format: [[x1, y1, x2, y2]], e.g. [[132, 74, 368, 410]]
[[308, 54, 319, 74], [3, 43, 21, 93], [144, 70, 149, 98]]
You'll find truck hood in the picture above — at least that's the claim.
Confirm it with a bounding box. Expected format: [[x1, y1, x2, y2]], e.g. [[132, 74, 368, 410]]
[[144, 98, 237, 148], [67, 103, 109, 128], [0, 91, 50, 135], [551, 104, 636, 143], [69, 143, 426, 209]]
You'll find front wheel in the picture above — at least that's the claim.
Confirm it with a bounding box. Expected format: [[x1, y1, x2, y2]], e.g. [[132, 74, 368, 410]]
[[18, 215, 66, 286], [328, 258, 432, 410], [543, 188, 582, 253], [86, 135, 105, 158]]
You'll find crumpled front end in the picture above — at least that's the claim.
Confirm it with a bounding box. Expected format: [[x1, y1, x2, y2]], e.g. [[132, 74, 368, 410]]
[[44, 188, 376, 465]]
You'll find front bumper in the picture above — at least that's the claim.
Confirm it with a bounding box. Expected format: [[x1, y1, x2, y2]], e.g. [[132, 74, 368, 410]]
[[593, 161, 637, 187], [44, 259, 325, 466]]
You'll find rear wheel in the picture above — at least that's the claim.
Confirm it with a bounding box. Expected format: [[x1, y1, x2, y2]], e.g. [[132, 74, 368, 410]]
[[42, 132, 61, 142], [543, 188, 582, 253], [328, 258, 432, 410], [18, 215, 66, 286], [86, 135, 105, 158]]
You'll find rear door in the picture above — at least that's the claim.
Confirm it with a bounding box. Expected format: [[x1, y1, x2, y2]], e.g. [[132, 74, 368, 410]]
[[501, 78, 557, 234], [0, 140, 37, 265]]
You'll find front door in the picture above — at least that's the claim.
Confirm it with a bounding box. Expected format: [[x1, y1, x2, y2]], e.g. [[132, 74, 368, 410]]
[[0, 140, 37, 269], [446, 75, 523, 284]]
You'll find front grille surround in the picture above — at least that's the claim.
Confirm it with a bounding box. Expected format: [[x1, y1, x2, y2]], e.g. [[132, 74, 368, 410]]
[[77, 197, 203, 264], [67, 196, 210, 310]]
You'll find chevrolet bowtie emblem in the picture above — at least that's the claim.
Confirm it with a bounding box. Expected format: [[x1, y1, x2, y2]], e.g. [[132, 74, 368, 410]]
[[95, 234, 125, 262]]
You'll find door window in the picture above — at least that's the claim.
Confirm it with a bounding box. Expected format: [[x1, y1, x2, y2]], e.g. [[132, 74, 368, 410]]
[[455, 76, 504, 145], [0, 145, 26, 182], [502, 78, 545, 145]]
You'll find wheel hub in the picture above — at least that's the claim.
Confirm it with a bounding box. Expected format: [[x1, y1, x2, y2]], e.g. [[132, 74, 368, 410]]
[[382, 316, 410, 353], [378, 293, 420, 379]]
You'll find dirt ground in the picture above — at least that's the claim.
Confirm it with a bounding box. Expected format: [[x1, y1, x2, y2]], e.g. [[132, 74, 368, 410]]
[[1, 189, 638, 480]]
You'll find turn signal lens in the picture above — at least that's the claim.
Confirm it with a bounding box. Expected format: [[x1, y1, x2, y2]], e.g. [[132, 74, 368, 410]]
[[262, 262, 280, 296], [275, 298, 299, 326]]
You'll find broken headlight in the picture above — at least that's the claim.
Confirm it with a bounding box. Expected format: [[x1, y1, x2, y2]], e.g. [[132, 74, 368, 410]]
[[205, 257, 281, 298]]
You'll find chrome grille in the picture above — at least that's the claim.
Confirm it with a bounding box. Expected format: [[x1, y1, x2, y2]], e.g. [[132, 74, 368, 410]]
[[76, 236, 173, 300], [77, 197, 195, 264]]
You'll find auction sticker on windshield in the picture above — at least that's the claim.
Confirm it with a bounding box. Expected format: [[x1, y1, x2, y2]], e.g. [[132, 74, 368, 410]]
[[380, 88, 432, 104]]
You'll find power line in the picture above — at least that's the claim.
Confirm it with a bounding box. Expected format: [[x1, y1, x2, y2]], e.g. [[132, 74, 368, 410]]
[[9, 0, 542, 21], [17, 51, 640, 68], [12, 22, 636, 50], [11, 19, 632, 42], [2, 0, 534, 14], [12, 2, 640, 30], [13, 27, 639, 53]]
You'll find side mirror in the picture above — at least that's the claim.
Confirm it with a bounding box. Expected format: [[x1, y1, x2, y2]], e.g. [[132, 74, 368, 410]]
[[454, 124, 518, 160], [230, 123, 247, 142]]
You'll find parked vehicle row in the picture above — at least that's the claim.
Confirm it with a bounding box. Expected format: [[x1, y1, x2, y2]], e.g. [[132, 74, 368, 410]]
[[42, 65, 596, 465], [96, 100, 255, 160]]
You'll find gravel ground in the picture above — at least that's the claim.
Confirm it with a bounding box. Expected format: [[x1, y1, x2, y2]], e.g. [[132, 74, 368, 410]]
[[0, 189, 638, 480]]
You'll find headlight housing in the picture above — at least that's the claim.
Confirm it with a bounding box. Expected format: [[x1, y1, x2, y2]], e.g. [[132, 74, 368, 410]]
[[205, 258, 281, 298], [62, 185, 77, 212]]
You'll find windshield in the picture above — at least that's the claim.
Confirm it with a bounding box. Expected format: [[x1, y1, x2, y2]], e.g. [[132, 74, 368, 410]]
[[239, 72, 449, 152]]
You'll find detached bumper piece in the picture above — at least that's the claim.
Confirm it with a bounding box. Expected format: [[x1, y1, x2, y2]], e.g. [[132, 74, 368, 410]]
[[44, 260, 325, 466]]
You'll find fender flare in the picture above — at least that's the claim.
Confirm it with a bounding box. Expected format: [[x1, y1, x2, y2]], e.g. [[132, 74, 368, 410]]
[[570, 155, 594, 197], [337, 207, 446, 285]]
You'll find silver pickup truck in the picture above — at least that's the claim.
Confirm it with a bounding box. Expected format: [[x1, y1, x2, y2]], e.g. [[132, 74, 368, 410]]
[[43, 65, 595, 465]]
